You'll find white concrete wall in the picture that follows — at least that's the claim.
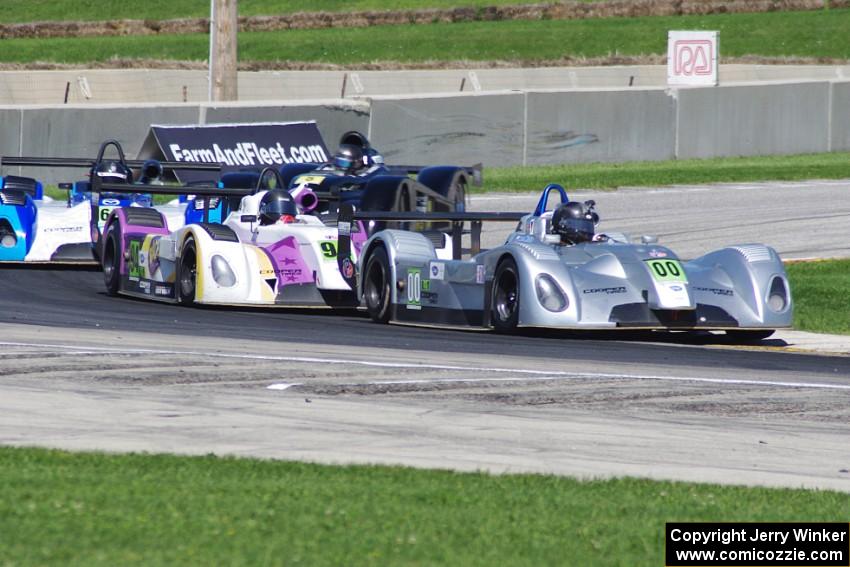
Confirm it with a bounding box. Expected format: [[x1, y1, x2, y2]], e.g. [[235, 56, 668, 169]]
[[3, 79, 848, 183]]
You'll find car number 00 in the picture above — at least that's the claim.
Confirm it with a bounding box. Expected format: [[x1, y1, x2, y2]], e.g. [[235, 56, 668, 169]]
[[407, 270, 421, 304], [646, 259, 687, 283], [651, 260, 680, 278]]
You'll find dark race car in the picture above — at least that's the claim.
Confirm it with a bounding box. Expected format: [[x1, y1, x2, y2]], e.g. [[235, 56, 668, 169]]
[[240, 131, 480, 233]]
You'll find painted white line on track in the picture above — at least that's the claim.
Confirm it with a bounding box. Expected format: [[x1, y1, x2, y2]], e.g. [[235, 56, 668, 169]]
[[267, 383, 301, 390], [1, 340, 849, 392], [366, 375, 850, 391]]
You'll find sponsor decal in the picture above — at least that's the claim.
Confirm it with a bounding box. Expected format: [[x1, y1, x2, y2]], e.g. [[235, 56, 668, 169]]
[[148, 122, 329, 184], [669, 285, 684, 292], [341, 258, 354, 279], [128, 240, 145, 279], [154, 285, 171, 296], [148, 236, 162, 275], [649, 249, 668, 258], [693, 286, 734, 297], [101, 198, 121, 206], [279, 269, 303, 282], [583, 286, 627, 295], [422, 291, 439, 304], [337, 221, 351, 237], [476, 264, 485, 284], [139, 280, 151, 294], [169, 141, 326, 168], [260, 267, 305, 282], [419, 280, 437, 303], [42, 226, 84, 234], [430, 262, 445, 281]]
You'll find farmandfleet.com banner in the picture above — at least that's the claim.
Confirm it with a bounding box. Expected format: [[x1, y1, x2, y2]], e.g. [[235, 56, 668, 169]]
[[138, 121, 331, 184]]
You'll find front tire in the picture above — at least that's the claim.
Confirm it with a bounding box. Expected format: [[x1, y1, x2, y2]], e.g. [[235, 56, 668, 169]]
[[177, 238, 197, 306], [491, 257, 520, 332], [101, 222, 122, 296], [364, 247, 392, 323]]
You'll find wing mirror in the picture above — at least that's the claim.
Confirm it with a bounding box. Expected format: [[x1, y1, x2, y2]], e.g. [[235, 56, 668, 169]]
[[641, 235, 658, 244], [241, 215, 258, 223]]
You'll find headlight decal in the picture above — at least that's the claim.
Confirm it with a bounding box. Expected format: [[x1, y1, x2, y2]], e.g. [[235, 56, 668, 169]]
[[211, 254, 237, 287], [535, 274, 569, 312]]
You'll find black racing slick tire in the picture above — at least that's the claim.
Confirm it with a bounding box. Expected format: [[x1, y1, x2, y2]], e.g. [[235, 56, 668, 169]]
[[177, 238, 198, 306], [364, 247, 392, 324], [725, 329, 775, 343], [491, 257, 520, 333], [101, 221, 122, 296]]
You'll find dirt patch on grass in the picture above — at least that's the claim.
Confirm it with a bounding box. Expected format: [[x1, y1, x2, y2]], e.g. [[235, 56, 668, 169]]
[[0, 54, 846, 72], [0, 0, 844, 40]]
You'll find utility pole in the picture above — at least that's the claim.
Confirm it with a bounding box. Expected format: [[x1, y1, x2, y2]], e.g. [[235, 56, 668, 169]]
[[209, 0, 238, 101]]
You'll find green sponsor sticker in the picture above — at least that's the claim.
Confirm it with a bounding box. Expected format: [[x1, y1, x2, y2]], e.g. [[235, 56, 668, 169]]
[[645, 259, 687, 283], [128, 240, 145, 279]]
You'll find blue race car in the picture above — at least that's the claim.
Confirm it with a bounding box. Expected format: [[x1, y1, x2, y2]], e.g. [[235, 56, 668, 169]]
[[0, 140, 221, 263]]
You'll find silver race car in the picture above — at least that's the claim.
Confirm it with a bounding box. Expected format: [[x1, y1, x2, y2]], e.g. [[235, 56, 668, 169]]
[[348, 184, 792, 340]]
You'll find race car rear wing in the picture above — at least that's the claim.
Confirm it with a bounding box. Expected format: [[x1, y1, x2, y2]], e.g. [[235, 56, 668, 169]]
[[336, 204, 525, 288], [1, 139, 221, 179], [0, 156, 221, 172], [92, 178, 253, 223]]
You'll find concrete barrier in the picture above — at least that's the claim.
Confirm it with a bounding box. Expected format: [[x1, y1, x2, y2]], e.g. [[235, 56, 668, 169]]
[[367, 92, 524, 166], [525, 88, 676, 164], [830, 81, 850, 152], [2, 79, 848, 184], [0, 108, 22, 160], [12, 104, 200, 183], [676, 81, 831, 158]]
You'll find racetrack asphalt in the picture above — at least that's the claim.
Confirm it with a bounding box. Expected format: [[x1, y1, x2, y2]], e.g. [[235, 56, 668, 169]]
[[1, 266, 849, 492], [474, 179, 850, 260]]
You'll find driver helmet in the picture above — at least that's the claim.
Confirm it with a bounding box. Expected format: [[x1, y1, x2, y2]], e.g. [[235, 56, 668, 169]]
[[258, 190, 298, 225], [339, 131, 383, 167], [551, 201, 595, 244], [92, 160, 132, 184], [333, 144, 365, 173]]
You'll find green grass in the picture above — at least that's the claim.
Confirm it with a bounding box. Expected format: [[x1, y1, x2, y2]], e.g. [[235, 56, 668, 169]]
[[0, 446, 847, 566], [481, 152, 850, 192], [0, 0, 602, 24], [1, 9, 848, 65], [787, 259, 850, 335]]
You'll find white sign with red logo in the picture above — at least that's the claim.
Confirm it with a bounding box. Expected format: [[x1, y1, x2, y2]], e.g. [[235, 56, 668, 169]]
[[667, 31, 718, 86]]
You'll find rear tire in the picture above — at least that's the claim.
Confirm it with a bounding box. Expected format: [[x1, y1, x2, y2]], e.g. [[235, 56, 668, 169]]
[[725, 329, 775, 343], [491, 257, 520, 333], [177, 238, 197, 306], [101, 222, 121, 296], [364, 247, 392, 323]]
